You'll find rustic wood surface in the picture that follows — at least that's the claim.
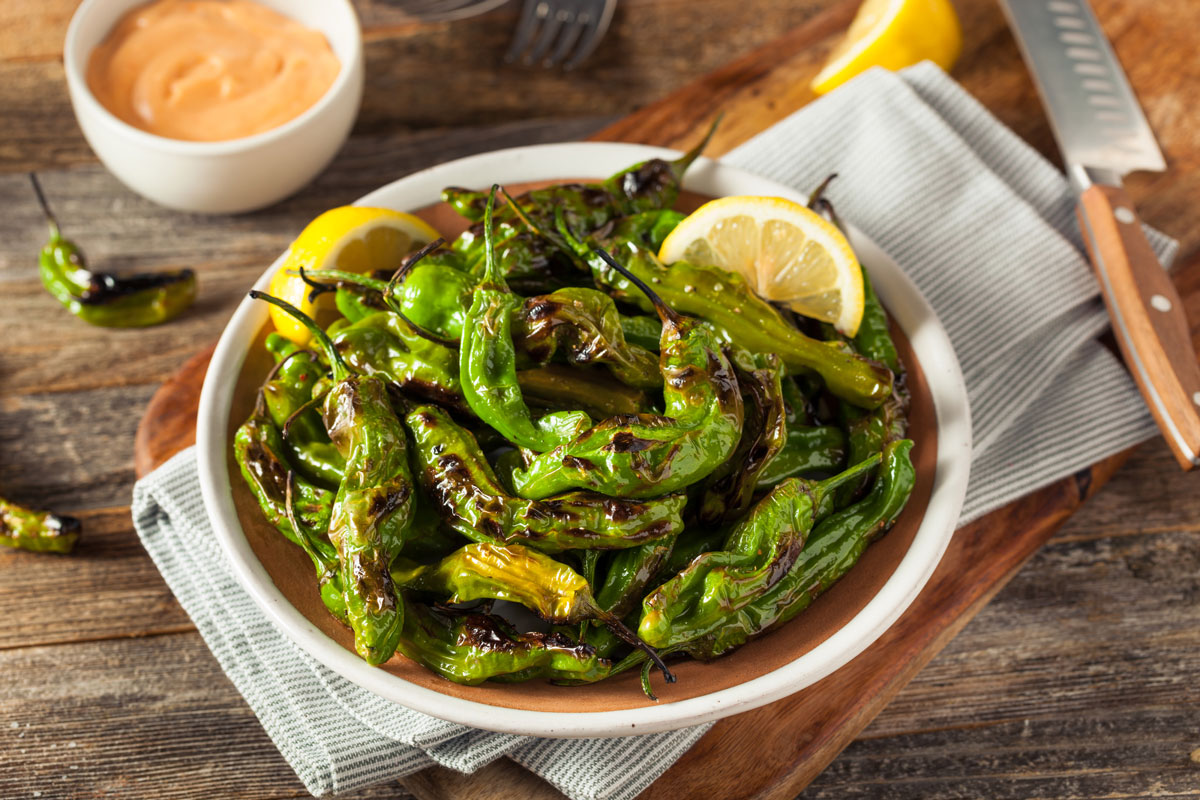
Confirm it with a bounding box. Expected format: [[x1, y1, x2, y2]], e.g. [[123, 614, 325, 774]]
[[2, 0, 1199, 798]]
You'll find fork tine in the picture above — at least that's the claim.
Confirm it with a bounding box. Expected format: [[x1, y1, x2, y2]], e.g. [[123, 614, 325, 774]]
[[563, 0, 616, 69], [504, 0, 547, 63], [523, 2, 569, 65], [544, 4, 588, 67]]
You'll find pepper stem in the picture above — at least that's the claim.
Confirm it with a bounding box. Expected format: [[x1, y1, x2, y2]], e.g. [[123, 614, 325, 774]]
[[596, 608, 676, 687], [671, 113, 723, 180], [479, 185, 507, 289], [29, 173, 61, 242], [590, 245, 683, 327], [249, 290, 350, 382]]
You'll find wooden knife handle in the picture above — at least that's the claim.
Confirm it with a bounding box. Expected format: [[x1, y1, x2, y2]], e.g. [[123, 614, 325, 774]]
[[1077, 183, 1200, 470]]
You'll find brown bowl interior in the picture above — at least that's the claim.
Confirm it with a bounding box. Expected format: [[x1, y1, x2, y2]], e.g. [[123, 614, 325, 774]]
[[226, 181, 937, 713]]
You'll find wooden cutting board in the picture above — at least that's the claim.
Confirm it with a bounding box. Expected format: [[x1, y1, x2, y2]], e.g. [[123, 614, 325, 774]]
[[133, 3, 1136, 797]]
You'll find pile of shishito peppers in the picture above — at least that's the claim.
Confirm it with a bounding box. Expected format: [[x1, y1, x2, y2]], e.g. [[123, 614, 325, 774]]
[[235, 127, 916, 697]]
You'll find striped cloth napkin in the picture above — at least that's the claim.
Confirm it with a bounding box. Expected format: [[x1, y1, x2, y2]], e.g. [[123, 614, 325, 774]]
[[131, 62, 1170, 800]]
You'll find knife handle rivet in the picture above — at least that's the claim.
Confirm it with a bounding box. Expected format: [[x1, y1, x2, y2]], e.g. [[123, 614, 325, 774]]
[[1114, 206, 1136, 224], [1150, 294, 1172, 313]]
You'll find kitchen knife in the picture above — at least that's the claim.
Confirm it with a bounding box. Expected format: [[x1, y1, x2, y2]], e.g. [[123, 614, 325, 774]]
[[998, 0, 1200, 470]]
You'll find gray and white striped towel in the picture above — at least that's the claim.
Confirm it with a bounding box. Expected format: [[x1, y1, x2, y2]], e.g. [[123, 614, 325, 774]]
[[131, 62, 1170, 800]]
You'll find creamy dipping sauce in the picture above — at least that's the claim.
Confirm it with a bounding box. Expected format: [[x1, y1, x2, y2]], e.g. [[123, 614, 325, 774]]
[[86, 0, 340, 142]]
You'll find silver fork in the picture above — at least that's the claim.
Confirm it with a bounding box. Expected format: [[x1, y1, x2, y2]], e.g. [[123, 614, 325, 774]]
[[504, 0, 617, 69]]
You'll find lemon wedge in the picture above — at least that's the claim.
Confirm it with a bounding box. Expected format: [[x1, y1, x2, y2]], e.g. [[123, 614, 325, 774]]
[[811, 0, 962, 95], [657, 195, 865, 336], [267, 206, 442, 344]]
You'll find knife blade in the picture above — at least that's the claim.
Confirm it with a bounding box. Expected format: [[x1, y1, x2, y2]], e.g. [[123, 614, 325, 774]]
[[999, 0, 1200, 470]]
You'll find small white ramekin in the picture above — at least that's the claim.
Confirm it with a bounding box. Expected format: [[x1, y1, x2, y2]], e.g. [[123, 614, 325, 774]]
[[64, 0, 364, 214]]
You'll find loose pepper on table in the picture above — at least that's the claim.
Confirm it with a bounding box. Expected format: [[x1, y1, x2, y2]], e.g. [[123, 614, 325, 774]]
[[684, 439, 916, 660], [396, 601, 614, 686], [31, 174, 196, 328], [458, 187, 591, 451], [0, 496, 81, 554], [638, 452, 883, 650], [251, 291, 415, 666], [510, 248, 745, 499], [405, 404, 686, 553]]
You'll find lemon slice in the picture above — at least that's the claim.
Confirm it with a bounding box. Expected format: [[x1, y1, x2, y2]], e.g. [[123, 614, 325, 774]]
[[267, 206, 442, 344], [811, 0, 962, 96], [658, 195, 865, 336]]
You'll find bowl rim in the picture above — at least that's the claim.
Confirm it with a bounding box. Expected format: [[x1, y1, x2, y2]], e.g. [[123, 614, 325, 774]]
[[196, 141, 972, 738], [63, 0, 363, 154]]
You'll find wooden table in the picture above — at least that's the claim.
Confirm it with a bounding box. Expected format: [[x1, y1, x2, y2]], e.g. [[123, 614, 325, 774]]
[[3, 1, 1198, 797]]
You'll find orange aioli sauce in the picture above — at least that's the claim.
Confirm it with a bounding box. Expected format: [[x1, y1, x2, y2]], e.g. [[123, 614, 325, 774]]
[[86, 0, 340, 142]]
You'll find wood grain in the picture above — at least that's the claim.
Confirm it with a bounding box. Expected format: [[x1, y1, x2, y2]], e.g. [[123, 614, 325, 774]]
[[2, 0, 1199, 797]]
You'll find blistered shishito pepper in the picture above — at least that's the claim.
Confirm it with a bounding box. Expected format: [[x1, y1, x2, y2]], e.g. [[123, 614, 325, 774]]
[[405, 404, 685, 553], [442, 120, 716, 235], [0, 496, 81, 554], [396, 602, 613, 685], [684, 439, 916, 660], [261, 334, 345, 487], [618, 314, 663, 352], [510, 249, 744, 500], [638, 453, 882, 649], [233, 369, 344, 619], [551, 215, 892, 408], [332, 309, 468, 414], [459, 187, 590, 451], [252, 291, 414, 666], [518, 364, 653, 418], [755, 425, 848, 487], [697, 350, 787, 526], [32, 174, 196, 328], [392, 541, 672, 676], [514, 287, 662, 390]]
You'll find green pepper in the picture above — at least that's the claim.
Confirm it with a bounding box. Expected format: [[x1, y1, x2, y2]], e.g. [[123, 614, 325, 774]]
[[459, 187, 590, 451], [564, 225, 893, 409], [405, 404, 686, 553], [333, 310, 468, 414], [32, 174, 196, 328], [514, 287, 662, 390], [391, 541, 672, 676], [233, 377, 344, 620], [685, 439, 915, 660], [510, 249, 744, 499], [618, 314, 663, 352], [0, 496, 81, 554], [697, 350, 788, 525], [252, 291, 414, 666], [518, 364, 653, 418], [442, 120, 716, 235], [396, 602, 613, 685], [755, 425, 848, 487], [638, 452, 882, 649], [261, 334, 345, 487]]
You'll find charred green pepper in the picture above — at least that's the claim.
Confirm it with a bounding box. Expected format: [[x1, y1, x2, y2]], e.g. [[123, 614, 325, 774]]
[[252, 291, 414, 666], [0, 496, 81, 554], [459, 187, 590, 451], [405, 404, 685, 553], [510, 249, 744, 499], [32, 174, 195, 328]]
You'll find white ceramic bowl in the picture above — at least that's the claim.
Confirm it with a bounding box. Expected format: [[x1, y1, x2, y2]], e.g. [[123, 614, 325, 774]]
[[197, 142, 972, 737], [64, 0, 364, 214]]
